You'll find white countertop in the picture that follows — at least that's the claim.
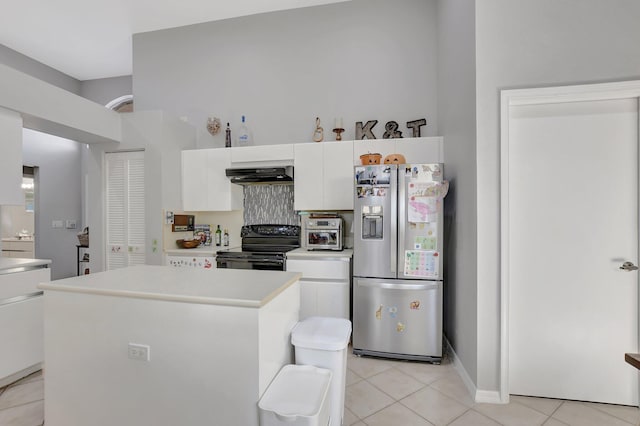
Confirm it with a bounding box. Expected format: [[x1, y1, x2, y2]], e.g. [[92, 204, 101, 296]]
[[38, 264, 301, 308], [2, 237, 34, 242], [0, 257, 50, 273], [287, 247, 353, 260]]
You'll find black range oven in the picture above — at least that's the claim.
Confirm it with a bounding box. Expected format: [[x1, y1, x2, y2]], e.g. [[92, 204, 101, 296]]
[[216, 225, 300, 271]]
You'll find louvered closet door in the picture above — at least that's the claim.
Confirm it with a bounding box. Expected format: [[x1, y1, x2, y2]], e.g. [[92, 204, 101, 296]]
[[105, 151, 145, 270]]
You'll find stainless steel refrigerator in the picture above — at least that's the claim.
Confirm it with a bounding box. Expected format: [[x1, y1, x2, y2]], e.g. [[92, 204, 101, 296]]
[[352, 163, 446, 362]]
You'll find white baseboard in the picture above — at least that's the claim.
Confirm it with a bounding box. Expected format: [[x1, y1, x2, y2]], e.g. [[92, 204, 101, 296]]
[[444, 337, 505, 404]]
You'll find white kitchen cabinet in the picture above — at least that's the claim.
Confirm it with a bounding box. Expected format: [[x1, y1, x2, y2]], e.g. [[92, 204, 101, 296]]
[[0, 261, 50, 388], [287, 256, 351, 320], [353, 137, 444, 165], [294, 141, 354, 211], [1, 240, 34, 258], [324, 141, 354, 210], [182, 149, 242, 211], [231, 144, 294, 166], [293, 143, 323, 210]]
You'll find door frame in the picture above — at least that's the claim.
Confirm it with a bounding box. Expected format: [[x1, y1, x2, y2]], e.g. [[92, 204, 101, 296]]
[[499, 80, 640, 403]]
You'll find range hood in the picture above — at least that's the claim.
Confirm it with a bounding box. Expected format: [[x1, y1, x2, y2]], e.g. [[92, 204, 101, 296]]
[[225, 166, 294, 185]]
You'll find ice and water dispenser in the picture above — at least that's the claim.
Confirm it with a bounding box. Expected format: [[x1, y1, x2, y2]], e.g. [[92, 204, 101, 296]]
[[361, 205, 383, 240]]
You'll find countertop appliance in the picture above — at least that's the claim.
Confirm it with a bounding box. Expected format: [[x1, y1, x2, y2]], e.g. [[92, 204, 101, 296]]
[[216, 225, 300, 271], [352, 163, 447, 362], [303, 216, 343, 251]]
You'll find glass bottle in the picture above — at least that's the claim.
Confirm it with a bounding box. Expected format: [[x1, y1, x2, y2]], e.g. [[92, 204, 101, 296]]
[[225, 123, 232, 148], [215, 225, 222, 246]]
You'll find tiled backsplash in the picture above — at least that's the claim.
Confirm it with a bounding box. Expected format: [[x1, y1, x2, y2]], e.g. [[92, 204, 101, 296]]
[[243, 185, 299, 225]]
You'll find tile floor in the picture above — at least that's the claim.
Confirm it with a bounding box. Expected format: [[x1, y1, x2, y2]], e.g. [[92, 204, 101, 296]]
[[1, 352, 639, 426]]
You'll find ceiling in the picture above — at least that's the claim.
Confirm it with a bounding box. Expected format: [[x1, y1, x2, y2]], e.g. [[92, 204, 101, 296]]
[[0, 0, 350, 81]]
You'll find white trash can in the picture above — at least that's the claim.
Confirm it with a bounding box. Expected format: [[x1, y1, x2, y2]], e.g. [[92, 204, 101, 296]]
[[291, 317, 352, 426], [258, 364, 332, 426]]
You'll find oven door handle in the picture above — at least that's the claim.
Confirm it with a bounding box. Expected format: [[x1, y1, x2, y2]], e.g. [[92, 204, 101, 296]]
[[217, 257, 284, 264]]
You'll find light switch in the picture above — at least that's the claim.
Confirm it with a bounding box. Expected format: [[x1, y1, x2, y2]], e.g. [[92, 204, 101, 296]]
[[52, 220, 64, 229]]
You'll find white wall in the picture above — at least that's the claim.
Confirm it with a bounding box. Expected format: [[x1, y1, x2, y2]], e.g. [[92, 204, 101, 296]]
[[87, 111, 196, 273], [436, 0, 478, 386], [23, 129, 82, 280], [80, 76, 133, 106], [475, 0, 640, 393], [132, 0, 439, 148]]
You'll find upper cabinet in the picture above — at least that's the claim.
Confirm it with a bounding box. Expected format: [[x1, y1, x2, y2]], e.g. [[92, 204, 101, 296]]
[[182, 149, 242, 211], [181, 137, 443, 212], [231, 144, 294, 166], [353, 137, 444, 165], [294, 141, 354, 211]]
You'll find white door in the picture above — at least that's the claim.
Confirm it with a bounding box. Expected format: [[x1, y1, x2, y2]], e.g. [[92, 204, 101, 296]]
[[507, 96, 639, 405], [105, 151, 145, 270]]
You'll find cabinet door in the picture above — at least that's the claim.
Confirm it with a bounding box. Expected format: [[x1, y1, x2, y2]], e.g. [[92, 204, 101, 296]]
[[231, 144, 294, 164], [182, 150, 210, 211], [323, 141, 354, 210], [395, 137, 444, 164], [294, 143, 323, 210], [299, 280, 317, 320], [206, 149, 242, 211], [316, 280, 350, 319], [182, 149, 242, 211]]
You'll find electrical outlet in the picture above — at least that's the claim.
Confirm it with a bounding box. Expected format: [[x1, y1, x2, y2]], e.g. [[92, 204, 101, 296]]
[[128, 343, 150, 361], [66, 220, 77, 229]]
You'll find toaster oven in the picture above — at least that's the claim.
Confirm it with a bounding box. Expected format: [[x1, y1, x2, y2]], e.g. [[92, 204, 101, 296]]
[[303, 217, 343, 251]]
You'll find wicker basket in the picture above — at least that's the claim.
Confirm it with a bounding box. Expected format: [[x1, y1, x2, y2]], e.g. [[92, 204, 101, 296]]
[[77, 227, 89, 247]]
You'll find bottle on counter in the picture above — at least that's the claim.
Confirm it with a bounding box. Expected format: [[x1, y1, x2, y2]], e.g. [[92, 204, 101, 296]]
[[237, 115, 252, 146], [223, 228, 229, 247], [215, 225, 222, 246], [225, 123, 232, 148]]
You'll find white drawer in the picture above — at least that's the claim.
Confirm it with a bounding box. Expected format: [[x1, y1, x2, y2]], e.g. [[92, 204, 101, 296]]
[[0, 268, 50, 299], [286, 259, 349, 280], [0, 294, 43, 381]]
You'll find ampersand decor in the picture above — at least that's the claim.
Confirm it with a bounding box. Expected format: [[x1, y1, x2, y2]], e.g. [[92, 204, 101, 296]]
[[383, 121, 403, 139], [355, 120, 378, 140]]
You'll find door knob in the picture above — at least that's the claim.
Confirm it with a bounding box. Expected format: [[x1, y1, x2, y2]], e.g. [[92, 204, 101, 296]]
[[620, 261, 639, 271]]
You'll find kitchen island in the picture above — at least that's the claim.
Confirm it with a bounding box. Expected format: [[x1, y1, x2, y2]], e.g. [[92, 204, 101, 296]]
[[38, 265, 301, 426]]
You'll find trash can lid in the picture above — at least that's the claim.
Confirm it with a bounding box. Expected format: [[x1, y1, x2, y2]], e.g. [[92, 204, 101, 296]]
[[258, 365, 332, 417], [291, 317, 352, 350]]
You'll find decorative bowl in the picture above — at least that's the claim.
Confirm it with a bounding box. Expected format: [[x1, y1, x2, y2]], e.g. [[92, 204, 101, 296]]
[[176, 239, 201, 249]]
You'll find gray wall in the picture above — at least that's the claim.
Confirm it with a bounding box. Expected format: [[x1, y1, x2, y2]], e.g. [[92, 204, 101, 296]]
[[132, 0, 439, 148], [23, 129, 82, 280], [475, 0, 640, 392], [436, 0, 477, 385], [81, 76, 133, 106], [0, 44, 81, 94]]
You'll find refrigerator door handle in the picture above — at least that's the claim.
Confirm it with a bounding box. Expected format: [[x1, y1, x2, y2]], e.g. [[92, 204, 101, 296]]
[[357, 281, 439, 291], [390, 165, 398, 273]]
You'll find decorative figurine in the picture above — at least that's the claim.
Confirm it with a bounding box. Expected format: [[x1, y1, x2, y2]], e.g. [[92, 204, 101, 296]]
[[206, 116, 221, 136], [333, 117, 344, 141], [313, 117, 324, 142]]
